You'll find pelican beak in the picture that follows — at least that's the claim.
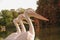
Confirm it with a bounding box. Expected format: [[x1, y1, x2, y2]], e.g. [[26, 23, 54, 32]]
[[28, 12, 49, 21]]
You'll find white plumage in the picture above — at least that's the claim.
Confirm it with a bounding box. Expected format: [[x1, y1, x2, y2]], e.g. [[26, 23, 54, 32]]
[[4, 18, 21, 40], [15, 8, 49, 40], [4, 8, 49, 40]]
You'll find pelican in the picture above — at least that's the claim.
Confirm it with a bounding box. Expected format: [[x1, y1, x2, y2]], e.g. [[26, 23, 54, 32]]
[[4, 12, 33, 40], [15, 8, 49, 40], [4, 8, 49, 40], [4, 18, 20, 40], [4, 16, 27, 40]]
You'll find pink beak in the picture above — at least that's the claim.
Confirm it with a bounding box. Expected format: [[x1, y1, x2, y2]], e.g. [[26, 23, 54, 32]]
[[28, 12, 49, 21]]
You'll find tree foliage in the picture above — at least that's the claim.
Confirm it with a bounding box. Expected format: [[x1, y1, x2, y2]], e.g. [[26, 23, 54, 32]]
[[0, 8, 25, 38], [36, 0, 60, 40]]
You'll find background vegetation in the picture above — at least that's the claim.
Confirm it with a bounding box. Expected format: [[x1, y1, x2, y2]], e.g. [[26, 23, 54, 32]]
[[36, 0, 60, 40], [0, 0, 60, 40], [0, 9, 20, 39]]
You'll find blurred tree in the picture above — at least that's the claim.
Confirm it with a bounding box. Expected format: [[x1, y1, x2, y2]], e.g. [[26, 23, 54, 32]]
[[36, 0, 60, 40], [1, 10, 13, 26], [0, 12, 3, 19], [10, 9, 19, 18], [34, 18, 40, 37], [17, 8, 25, 14]]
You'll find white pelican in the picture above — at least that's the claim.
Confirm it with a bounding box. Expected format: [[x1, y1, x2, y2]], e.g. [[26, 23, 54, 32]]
[[4, 16, 27, 40], [4, 18, 21, 40], [15, 8, 49, 40], [4, 8, 49, 40]]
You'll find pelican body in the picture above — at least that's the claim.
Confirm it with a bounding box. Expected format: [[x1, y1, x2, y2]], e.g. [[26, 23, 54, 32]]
[[4, 15, 26, 40], [4, 8, 49, 40], [15, 8, 49, 40], [4, 18, 20, 40]]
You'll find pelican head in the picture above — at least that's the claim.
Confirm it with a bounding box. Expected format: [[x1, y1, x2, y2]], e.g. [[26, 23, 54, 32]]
[[24, 8, 49, 21]]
